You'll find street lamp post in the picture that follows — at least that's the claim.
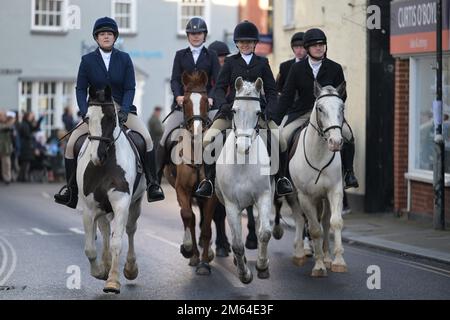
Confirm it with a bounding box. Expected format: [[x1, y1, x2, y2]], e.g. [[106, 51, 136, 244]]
[[433, 0, 445, 230]]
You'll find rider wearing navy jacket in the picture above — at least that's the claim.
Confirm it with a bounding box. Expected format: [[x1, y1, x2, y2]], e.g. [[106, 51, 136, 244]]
[[156, 17, 221, 183], [54, 17, 164, 209]]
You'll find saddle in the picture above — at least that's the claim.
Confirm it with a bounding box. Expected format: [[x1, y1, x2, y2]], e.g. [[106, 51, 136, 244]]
[[73, 128, 146, 193]]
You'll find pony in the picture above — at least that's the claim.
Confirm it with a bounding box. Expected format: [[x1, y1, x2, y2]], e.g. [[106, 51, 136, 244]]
[[288, 81, 347, 277], [77, 86, 146, 293], [163, 71, 216, 275], [215, 77, 274, 284]]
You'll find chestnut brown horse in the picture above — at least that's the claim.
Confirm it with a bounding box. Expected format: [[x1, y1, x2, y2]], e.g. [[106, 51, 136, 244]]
[[163, 71, 217, 275]]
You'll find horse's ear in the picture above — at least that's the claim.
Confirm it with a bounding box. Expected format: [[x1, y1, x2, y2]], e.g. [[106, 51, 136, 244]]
[[255, 78, 263, 93], [105, 85, 112, 101], [182, 72, 191, 87], [199, 70, 208, 87], [235, 77, 244, 92], [336, 81, 346, 98], [313, 81, 323, 98]]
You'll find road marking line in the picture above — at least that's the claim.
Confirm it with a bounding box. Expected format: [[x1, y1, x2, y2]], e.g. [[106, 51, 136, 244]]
[[69, 228, 85, 235], [145, 232, 245, 288], [31, 228, 50, 236], [0, 240, 7, 279], [18, 228, 34, 236], [0, 236, 17, 286]]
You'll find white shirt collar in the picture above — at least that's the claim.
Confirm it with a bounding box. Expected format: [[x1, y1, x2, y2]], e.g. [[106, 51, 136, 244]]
[[241, 53, 253, 65], [189, 44, 204, 53], [99, 48, 112, 71], [308, 56, 322, 79]]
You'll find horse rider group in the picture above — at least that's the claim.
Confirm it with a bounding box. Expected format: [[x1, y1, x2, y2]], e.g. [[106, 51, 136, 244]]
[[54, 16, 359, 209]]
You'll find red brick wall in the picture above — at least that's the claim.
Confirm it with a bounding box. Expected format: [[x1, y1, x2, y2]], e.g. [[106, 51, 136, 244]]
[[411, 181, 450, 218], [394, 59, 409, 213]]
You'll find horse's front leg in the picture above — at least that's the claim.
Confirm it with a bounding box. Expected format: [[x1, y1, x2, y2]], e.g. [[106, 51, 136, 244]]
[[83, 209, 103, 280], [226, 202, 252, 284], [286, 194, 307, 267], [328, 188, 347, 272], [123, 197, 142, 281], [255, 192, 273, 279], [298, 193, 327, 277], [321, 199, 333, 269], [97, 215, 112, 279], [196, 196, 217, 275], [176, 187, 199, 265], [103, 194, 131, 294]]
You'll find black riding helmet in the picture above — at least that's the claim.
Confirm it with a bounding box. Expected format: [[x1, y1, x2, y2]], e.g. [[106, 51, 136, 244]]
[[291, 32, 305, 47], [208, 41, 230, 56], [186, 17, 208, 35], [303, 28, 327, 48], [92, 17, 119, 39], [233, 20, 259, 42]]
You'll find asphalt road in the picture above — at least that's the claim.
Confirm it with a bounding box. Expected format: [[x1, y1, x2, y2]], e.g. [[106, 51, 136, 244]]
[[1, 182, 450, 300]]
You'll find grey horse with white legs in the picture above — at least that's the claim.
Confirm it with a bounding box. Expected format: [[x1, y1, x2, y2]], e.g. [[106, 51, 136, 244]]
[[214, 77, 275, 284]]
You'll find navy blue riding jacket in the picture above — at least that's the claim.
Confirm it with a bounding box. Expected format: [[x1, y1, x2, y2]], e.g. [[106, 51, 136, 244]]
[[76, 47, 136, 117], [170, 46, 220, 109]]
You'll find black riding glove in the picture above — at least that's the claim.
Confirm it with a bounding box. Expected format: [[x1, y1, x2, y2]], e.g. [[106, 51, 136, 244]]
[[118, 111, 128, 126]]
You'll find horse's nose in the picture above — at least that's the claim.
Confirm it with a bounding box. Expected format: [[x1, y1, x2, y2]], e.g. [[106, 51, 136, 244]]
[[328, 137, 343, 152]]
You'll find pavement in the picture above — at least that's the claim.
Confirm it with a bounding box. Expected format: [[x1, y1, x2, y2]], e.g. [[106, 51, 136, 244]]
[[277, 205, 450, 265]]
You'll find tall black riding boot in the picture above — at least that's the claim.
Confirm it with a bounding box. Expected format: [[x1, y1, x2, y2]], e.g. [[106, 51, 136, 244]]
[[144, 150, 165, 202], [341, 141, 359, 189], [194, 162, 215, 198], [54, 158, 78, 209], [275, 150, 294, 196], [155, 144, 167, 185]]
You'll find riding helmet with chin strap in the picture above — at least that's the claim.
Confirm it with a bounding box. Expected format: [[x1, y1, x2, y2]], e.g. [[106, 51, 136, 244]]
[[303, 28, 327, 59], [233, 20, 259, 42], [92, 17, 119, 40], [185, 17, 208, 40]]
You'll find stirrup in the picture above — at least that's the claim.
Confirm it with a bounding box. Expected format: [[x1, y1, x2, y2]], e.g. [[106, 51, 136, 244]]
[[276, 177, 294, 196], [147, 184, 165, 202], [195, 180, 213, 198]]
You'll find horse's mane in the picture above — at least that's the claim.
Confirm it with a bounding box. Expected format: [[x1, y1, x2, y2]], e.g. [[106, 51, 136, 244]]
[[182, 71, 208, 93]]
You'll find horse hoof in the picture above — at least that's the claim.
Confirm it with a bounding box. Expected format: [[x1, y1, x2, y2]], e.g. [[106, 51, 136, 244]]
[[215, 247, 229, 257], [292, 256, 307, 267], [305, 249, 313, 257], [311, 269, 328, 277], [272, 225, 284, 240], [189, 255, 200, 267], [239, 271, 253, 285], [245, 238, 258, 250], [180, 244, 194, 258], [331, 264, 348, 273], [123, 263, 139, 280], [256, 268, 270, 279], [208, 249, 215, 263], [103, 281, 120, 294], [196, 262, 211, 276], [324, 261, 332, 270]]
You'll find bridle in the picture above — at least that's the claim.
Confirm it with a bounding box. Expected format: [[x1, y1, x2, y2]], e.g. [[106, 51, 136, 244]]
[[182, 90, 212, 131], [231, 96, 262, 141], [303, 92, 344, 184], [308, 93, 343, 141], [87, 101, 122, 154]]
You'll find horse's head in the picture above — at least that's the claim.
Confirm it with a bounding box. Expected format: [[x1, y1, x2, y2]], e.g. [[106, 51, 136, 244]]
[[232, 77, 263, 155], [86, 86, 120, 166], [181, 71, 210, 138], [312, 81, 346, 152]]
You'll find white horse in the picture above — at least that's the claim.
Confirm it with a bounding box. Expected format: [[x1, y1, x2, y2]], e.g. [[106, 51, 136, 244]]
[[215, 77, 274, 284], [77, 87, 146, 293], [289, 81, 347, 277]]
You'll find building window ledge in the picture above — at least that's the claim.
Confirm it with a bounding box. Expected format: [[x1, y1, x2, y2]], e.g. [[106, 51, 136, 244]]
[[405, 171, 450, 187]]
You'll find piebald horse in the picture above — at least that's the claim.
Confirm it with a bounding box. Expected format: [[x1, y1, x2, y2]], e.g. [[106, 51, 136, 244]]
[[289, 81, 347, 277], [77, 87, 146, 293], [215, 77, 274, 284]]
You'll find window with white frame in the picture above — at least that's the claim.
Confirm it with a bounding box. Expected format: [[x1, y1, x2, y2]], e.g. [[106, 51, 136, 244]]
[[284, 0, 295, 28], [178, 0, 209, 35], [409, 56, 450, 176], [19, 81, 76, 137], [112, 0, 137, 34], [31, 0, 67, 32]]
